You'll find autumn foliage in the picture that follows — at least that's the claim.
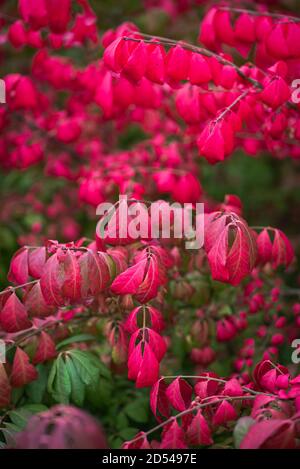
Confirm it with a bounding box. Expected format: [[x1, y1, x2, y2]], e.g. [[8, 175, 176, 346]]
[[0, 0, 300, 450]]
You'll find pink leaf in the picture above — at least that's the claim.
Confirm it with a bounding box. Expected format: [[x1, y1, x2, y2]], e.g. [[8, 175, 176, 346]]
[[0, 364, 11, 408], [8, 247, 29, 284], [24, 281, 55, 318], [62, 250, 82, 302], [79, 250, 113, 296], [186, 410, 213, 446], [128, 342, 159, 388], [240, 419, 296, 449], [40, 253, 65, 306], [257, 228, 272, 264], [212, 400, 238, 426], [0, 292, 31, 332], [32, 331, 57, 364], [272, 229, 294, 268], [10, 348, 38, 387], [150, 378, 171, 422], [28, 247, 46, 278], [160, 420, 187, 449], [135, 255, 161, 303], [223, 378, 243, 397], [166, 377, 193, 412], [110, 257, 147, 295]]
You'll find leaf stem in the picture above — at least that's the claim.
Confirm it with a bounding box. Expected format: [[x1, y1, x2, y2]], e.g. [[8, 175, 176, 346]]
[[123, 35, 263, 89]]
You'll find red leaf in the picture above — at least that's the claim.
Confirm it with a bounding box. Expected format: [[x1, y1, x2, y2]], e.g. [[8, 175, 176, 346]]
[[223, 378, 243, 397], [40, 253, 65, 306], [123, 432, 151, 449], [24, 281, 55, 318], [123, 41, 147, 82], [79, 250, 113, 296], [226, 223, 257, 285], [0, 363, 11, 408], [240, 419, 296, 449], [127, 342, 159, 388], [166, 377, 193, 412], [272, 229, 294, 268], [150, 378, 171, 422], [204, 212, 227, 253], [212, 400, 238, 426], [145, 43, 165, 84], [207, 224, 229, 282], [257, 228, 272, 264], [32, 331, 57, 364], [135, 256, 161, 303], [8, 247, 29, 284], [0, 292, 31, 332], [10, 348, 38, 387], [111, 257, 147, 295], [28, 247, 46, 278], [186, 410, 213, 446], [160, 420, 187, 449], [62, 250, 82, 302], [206, 214, 257, 286]]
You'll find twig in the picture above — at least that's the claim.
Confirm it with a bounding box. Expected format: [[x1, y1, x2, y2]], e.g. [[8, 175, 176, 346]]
[[162, 374, 274, 396], [128, 394, 256, 445], [0, 280, 38, 297], [123, 36, 263, 89], [219, 6, 300, 23], [215, 90, 249, 122]]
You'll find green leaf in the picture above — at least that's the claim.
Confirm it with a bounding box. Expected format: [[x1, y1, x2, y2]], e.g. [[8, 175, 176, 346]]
[[47, 359, 58, 394], [56, 334, 96, 350], [8, 405, 47, 432], [2, 423, 21, 447], [9, 409, 31, 429], [86, 379, 112, 409], [124, 400, 148, 423], [234, 417, 256, 448], [22, 404, 48, 413], [48, 355, 71, 403], [119, 427, 139, 440], [218, 305, 233, 317], [115, 412, 129, 430], [67, 350, 100, 385], [65, 356, 85, 406], [26, 365, 48, 403]]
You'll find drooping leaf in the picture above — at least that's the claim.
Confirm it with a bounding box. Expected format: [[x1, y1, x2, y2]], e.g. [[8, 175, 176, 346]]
[[166, 377, 193, 412], [150, 378, 171, 422], [10, 348, 38, 387], [0, 363, 11, 408], [24, 281, 55, 318], [28, 247, 46, 279], [110, 258, 147, 295], [0, 292, 31, 332], [160, 419, 187, 449], [40, 253, 65, 306], [32, 331, 57, 364], [8, 247, 29, 285]]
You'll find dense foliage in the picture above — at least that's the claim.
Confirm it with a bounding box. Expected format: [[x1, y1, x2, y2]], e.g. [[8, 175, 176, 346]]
[[0, 0, 300, 450]]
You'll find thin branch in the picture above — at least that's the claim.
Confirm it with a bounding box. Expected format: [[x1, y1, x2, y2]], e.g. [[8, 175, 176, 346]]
[[215, 90, 249, 122], [219, 6, 300, 23], [162, 374, 274, 396], [5, 318, 62, 352], [123, 36, 263, 89], [128, 394, 257, 446], [0, 280, 38, 297]]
